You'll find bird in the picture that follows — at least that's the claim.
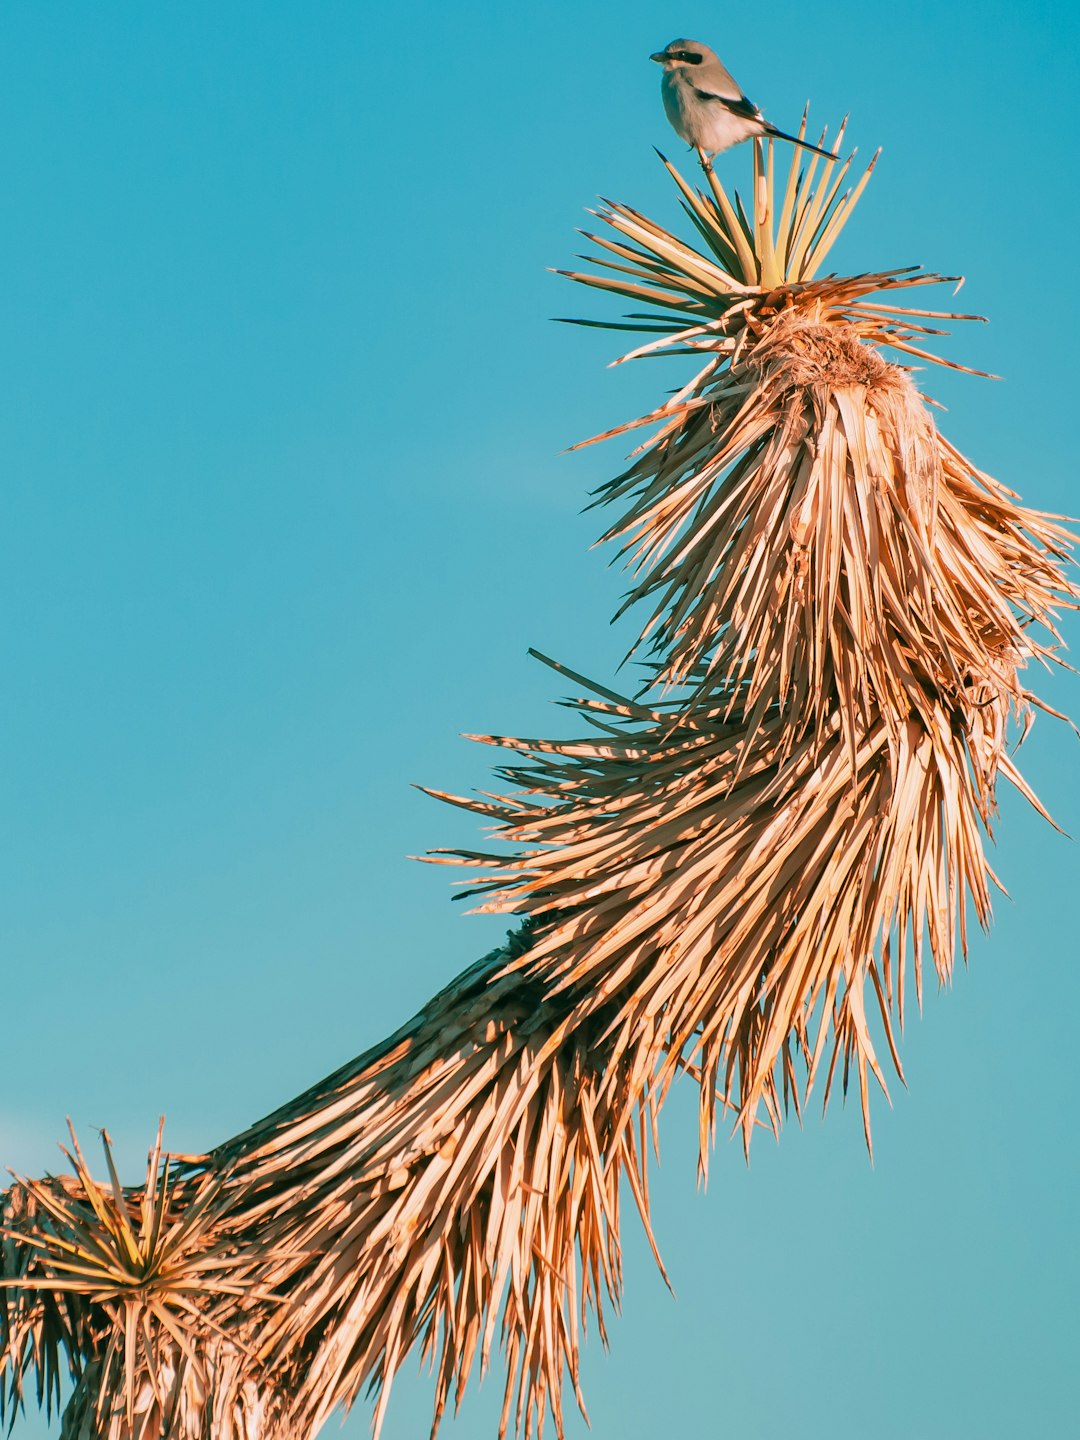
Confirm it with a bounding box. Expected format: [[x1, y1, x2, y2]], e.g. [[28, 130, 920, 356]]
[[650, 39, 835, 160]]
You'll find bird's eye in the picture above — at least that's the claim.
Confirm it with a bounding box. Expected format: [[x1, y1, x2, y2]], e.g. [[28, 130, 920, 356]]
[[676, 51, 703, 64]]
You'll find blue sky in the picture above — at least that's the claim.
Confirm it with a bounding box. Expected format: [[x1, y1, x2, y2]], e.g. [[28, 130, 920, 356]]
[[2, 3, 1078, 1437]]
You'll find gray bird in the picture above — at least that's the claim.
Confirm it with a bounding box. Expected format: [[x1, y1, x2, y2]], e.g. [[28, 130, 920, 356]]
[[650, 39, 834, 159]]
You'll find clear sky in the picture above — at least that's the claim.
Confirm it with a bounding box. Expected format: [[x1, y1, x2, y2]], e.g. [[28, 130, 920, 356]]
[[2, 3, 1078, 1438]]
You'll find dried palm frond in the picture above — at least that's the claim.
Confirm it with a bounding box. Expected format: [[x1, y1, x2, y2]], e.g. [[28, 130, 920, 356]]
[[3, 928, 668, 1440], [560, 145, 1072, 733], [2, 136, 1074, 1440], [201, 923, 666, 1440], [425, 141, 1075, 1146], [1, 1123, 283, 1440], [423, 134, 1076, 1393], [429, 660, 1012, 1159]]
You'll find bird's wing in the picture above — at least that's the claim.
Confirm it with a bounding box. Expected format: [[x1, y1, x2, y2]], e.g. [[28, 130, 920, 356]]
[[691, 87, 763, 121]]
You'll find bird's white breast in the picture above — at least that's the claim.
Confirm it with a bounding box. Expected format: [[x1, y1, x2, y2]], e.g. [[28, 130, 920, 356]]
[[661, 71, 761, 154]]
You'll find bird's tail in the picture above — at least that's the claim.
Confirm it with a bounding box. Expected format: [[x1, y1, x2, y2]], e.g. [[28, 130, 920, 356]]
[[763, 124, 837, 161]]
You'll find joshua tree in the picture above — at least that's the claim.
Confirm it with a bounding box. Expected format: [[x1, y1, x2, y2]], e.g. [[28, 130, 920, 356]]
[[2, 128, 1075, 1440]]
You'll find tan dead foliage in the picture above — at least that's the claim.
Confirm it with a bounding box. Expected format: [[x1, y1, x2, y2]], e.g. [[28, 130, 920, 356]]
[[3, 134, 1075, 1440]]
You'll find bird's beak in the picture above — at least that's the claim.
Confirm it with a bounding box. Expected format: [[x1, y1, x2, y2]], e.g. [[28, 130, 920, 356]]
[[649, 52, 667, 64]]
